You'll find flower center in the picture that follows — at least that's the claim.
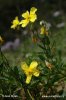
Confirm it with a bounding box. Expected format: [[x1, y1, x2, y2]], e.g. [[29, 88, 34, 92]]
[[28, 69, 33, 74]]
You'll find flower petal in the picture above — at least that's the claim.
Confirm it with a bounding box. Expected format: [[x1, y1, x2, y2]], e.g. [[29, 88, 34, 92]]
[[30, 14, 37, 22], [19, 19, 29, 27], [40, 26, 45, 34], [26, 75, 32, 84], [15, 17, 19, 21], [13, 17, 19, 24], [30, 7, 37, 14], [21, 62, 28, 74], [30, 61, 38, 69], [33, 70, 40, 77], [11, 17, 19, 29], [22, 11, 29, 18], [11, 25, 16, 29]]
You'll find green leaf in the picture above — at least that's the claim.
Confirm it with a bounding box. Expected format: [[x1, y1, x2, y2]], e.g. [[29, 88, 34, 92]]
[[38, 55, 45, 61]]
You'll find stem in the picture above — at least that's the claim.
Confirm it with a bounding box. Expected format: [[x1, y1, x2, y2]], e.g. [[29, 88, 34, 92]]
[[27, 89, 35, 100], [20, 76, 32, 100]]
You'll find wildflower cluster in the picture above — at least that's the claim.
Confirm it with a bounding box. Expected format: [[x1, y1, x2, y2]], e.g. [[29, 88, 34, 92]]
[[11, 7, 37, 29], [0, 7, 66, 100], [10, 6, 66, 91]]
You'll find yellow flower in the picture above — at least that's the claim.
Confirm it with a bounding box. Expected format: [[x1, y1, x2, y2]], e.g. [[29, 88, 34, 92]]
[[40, 26, 45, 34], [45, 60, 53, 70], [21, 61, 40, 84], [11, 17, 19, 29], [0, 36, 3, 44], [40, 26, 48, 35], [19, 7, 37, 27]]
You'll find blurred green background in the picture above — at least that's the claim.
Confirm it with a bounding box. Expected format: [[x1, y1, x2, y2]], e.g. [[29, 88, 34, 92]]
[[0, 0, 66, 65]]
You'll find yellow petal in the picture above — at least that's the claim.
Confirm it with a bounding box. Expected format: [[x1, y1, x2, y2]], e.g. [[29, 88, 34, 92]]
[[30, 7, 37, 14], [26, 75, 32, 84], [33, 70, 40, 77], [15, 16, 18, 19], [30, 14, 37, 22], [21, 62, 28, 75], [11, 17, 19, 29], [13, 17, 19, 24], [19, 19, 29, 27], [40, 27, 45, 34], [11, 25, 16, 29], [30, 61, 38, 69], [22, 11, 29, 18]]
